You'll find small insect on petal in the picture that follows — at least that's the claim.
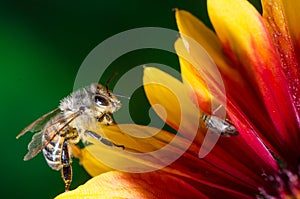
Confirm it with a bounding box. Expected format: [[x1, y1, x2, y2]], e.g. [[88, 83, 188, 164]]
[[202, 114, 239, 137]]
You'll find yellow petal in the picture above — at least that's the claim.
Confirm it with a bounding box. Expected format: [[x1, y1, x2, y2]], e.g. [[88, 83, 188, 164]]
[[143, 67, 205, 142], [175, 38, 218, 114], [207, 0, 267, 79], [72, 145, 113, 177], [74, 124, 198, 176], [175, 9, 241, 83], [55, 171, 207, 199], [175, 10, 242, 111]]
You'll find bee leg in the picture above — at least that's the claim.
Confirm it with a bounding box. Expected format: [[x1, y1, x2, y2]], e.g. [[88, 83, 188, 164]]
[[85, 130, 125, 150], [61, 140, 72, 191]]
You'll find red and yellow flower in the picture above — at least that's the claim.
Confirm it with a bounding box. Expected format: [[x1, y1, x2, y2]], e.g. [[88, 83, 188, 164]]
[[56, 0, 300, 198]]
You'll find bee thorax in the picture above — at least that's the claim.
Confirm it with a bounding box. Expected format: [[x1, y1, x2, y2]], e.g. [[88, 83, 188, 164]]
[[71, 114, 98, 133], [59, 88, 92, 112]]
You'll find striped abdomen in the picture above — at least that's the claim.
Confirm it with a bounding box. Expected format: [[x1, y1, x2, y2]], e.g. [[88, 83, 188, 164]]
[[42, 115, 80, 171], [42, 133, 65, 170]]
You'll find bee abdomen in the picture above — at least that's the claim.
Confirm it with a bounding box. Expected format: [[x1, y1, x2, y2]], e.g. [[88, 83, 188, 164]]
[[42, 134, 64, 171]]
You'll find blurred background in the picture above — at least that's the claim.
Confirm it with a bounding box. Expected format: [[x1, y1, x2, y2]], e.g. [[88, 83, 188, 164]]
[[0, 0, 260, 198]]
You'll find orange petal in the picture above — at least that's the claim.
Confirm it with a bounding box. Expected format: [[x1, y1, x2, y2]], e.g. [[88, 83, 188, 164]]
[[55, 171, 208, 199], [208, 0, 300, 164], [282, 0, 300, 54], [262, 0, 300, 158], [262, 0, 300, 112]]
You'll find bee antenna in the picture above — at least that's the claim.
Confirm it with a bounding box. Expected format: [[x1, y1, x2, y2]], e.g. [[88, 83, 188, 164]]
[[114, 93, 131, 100], [212, 104, 223, 114], [105, 72, 119, 96], [104, 72, 129, 100]]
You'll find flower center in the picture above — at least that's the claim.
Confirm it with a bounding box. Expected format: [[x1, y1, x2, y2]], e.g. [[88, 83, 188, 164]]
[[259, 166, 300, 199]]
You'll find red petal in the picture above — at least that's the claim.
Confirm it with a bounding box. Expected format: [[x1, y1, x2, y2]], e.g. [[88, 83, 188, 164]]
[[55, 171, 208, 199], [143, 67, 278, 195], [262, 0, 300, 166], [208, 0, 300, 166], [174, 11, 282, 158]]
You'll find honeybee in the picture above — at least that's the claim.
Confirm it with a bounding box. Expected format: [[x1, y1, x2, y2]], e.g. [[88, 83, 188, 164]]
[[202, 113, 239, 136], [16, 83, 124, 191]]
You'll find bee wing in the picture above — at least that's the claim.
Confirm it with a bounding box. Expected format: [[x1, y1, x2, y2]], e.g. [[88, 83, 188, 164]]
[[22, 110, 82, 161], [23, 130, 45, 160], [16, 108, 61, 139]]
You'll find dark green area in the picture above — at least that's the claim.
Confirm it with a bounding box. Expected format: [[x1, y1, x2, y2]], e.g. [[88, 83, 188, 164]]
[[0, 0, 261, 198]]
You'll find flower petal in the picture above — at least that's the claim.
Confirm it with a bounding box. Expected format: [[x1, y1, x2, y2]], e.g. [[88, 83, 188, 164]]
[[261, 0, 300, 163], [75, 123, 202, 176], [175, 39, 212, 114], [282, 0, 300, 57], [262, 0, 300, 82], [175, 37, 280, 158], [175, 9, 241, 81], [175, 10, 260, 117], [55, 171, 208, 199], [174, 11, 278, 147], [143, 67, 278, 194], [143, 66, 203, 142], [72, 145, 113, 177], [74, 123, 272, 197], [208, 0, 300, 165], [73, 123, 266, 197], [175, 9, 231, 106]]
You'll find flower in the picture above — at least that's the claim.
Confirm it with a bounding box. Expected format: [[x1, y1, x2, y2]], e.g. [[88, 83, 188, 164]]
[[56, 0, 300, 198], [173, 0, 300, 197]]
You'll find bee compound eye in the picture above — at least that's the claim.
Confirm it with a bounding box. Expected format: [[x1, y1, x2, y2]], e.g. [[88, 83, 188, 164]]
[[94, 95, 109, 106]]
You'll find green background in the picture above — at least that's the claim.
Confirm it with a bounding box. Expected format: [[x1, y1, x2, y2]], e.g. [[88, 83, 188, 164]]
[[0, 0, 260, 198]]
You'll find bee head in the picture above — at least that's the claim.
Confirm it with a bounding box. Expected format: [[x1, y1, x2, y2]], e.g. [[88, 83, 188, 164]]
[[90, 83, 121, 124], [59, 83, 121, 117]]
